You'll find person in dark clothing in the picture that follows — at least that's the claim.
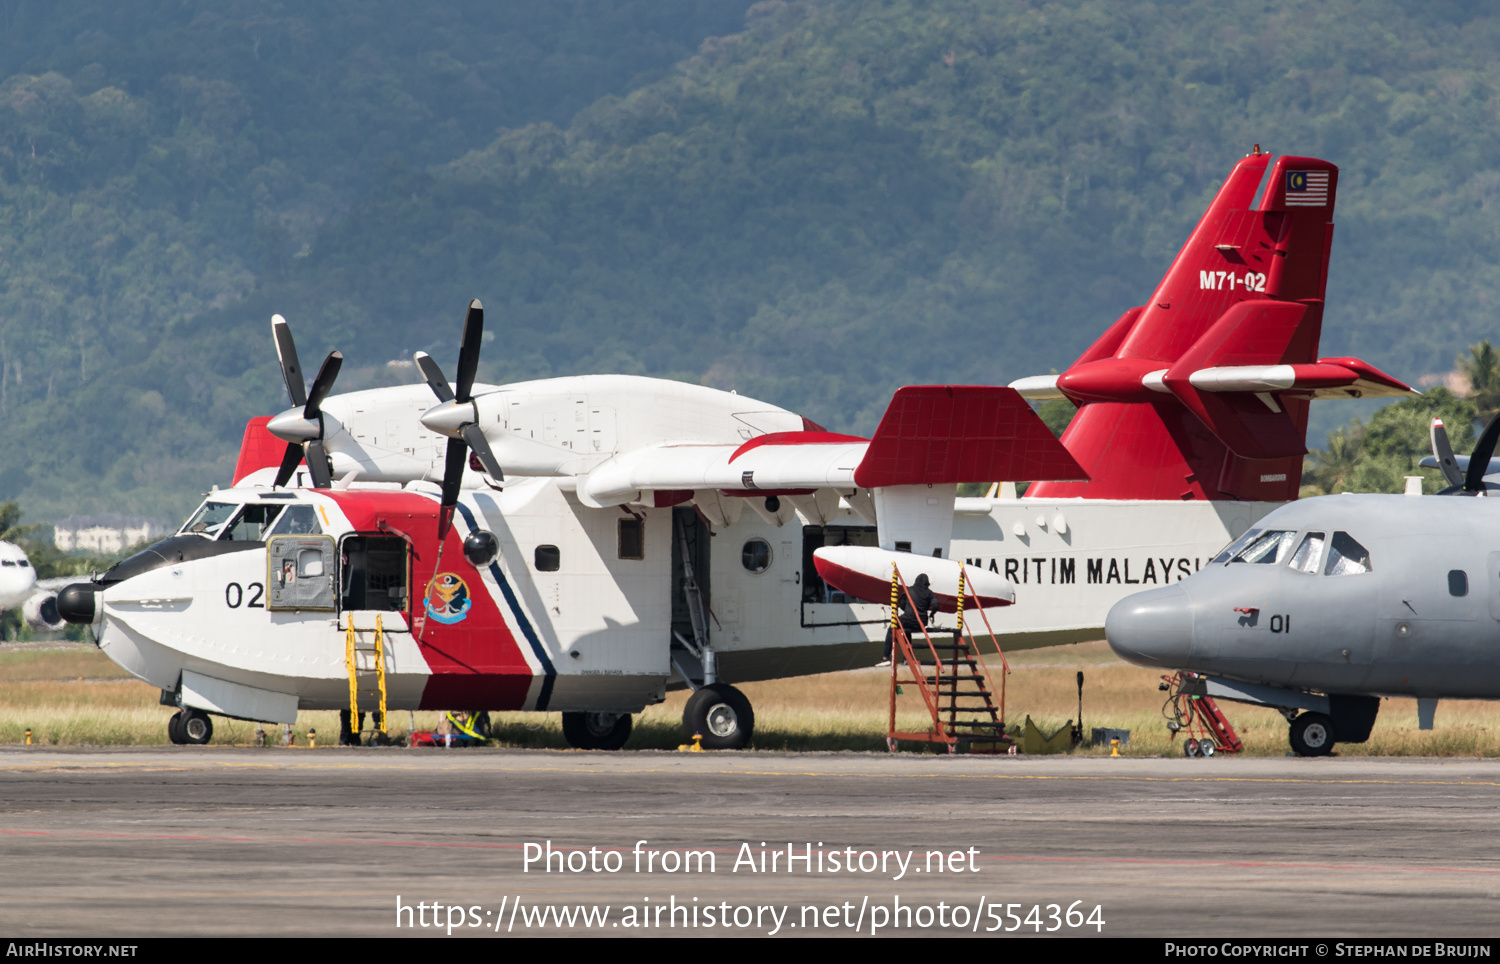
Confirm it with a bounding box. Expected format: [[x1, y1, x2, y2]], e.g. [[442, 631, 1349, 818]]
[[880, 572, 937, 666]]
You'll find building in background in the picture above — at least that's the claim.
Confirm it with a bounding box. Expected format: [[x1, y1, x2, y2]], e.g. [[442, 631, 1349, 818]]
[[53, 515, 171, 554]]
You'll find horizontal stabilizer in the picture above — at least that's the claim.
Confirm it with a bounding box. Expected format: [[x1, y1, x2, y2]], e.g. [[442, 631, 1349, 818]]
[[1164, 301, 1310, 460], [1009, 374, 1064, 400], [812, 546, 1014, 613], [853, 386, 1087, 488]]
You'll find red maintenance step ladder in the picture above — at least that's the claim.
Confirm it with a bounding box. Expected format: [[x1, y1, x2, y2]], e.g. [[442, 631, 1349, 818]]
[[1159, 671, 1243, 757], [887, 565, 1013, 754]]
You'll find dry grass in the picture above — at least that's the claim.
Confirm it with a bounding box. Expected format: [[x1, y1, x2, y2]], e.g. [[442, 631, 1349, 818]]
[[4, 641, 1500, 755]]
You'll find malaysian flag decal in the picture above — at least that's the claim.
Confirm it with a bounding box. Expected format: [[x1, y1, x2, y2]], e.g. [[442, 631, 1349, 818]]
[[1284, 169, 1329, 207]]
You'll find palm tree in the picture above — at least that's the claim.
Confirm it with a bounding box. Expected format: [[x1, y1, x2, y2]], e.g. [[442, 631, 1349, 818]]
[[1304, 421, 1365, 494], [1458, 340, 1500, 424]]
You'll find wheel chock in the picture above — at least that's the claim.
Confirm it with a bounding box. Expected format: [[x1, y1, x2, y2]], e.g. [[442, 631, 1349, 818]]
[[677, 733, 705, 752]]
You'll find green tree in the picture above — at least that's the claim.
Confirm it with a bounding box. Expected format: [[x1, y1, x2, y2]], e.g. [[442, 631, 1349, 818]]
[[1458, 341, 1500, 425], [1303, 421, 1366, 496], [1037, 399, 1078, 439]]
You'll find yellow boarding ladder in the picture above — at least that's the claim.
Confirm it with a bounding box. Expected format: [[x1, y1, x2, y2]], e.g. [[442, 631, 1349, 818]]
[[344, 615, 389, 736]]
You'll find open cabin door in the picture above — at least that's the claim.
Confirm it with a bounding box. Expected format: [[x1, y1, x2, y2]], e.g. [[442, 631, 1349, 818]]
[[670, 506, 712, 684], [267, 535, 337, 611], [339, 533, 412, 630]]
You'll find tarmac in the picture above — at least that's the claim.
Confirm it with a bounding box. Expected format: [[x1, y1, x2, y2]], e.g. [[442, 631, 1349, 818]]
[[1, 747, 1498, 938]]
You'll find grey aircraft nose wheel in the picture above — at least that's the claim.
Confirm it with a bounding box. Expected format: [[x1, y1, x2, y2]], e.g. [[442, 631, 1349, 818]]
[[683, 683, 755, 750], [180, 710, 214, 745], [1289, 712, 1335, 757], [167, 711, 186, 745]]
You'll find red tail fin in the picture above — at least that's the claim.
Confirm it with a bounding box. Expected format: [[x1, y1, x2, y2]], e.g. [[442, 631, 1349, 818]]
[[1030, 152, 1343, 502]]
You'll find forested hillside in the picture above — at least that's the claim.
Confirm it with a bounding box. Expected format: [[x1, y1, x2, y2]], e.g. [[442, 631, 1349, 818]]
[[0, 0, 1497, 523]]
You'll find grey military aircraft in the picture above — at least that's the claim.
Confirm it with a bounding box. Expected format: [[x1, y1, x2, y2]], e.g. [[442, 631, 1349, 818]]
[[1105, 414, 1500, 756]]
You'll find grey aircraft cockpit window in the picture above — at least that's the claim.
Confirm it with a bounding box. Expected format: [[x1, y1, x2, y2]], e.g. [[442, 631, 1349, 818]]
[[266, 504, 323, 537], [181, 501, 239, 538], [1230, 530, 1298, 565], [219, 503, 285, 542], [1324, 531, 1372, 575], [1288, 532, 1326, 574], [1212, 529, 1261, 564]]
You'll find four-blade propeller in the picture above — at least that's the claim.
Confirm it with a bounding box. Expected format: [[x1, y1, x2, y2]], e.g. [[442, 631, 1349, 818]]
[[414, 299, 505, 530], [1429, 413, 1500, 496], [266, 314, 342, 488]]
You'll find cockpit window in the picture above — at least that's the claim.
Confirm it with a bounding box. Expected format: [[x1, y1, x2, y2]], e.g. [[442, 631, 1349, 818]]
[[1324, 531, 1372, 575], [1230, 529, 1298, 565], [267, 504, 323, 537], [219, 504, 285, 542], [1213, 529, 1262, 564], [1288, 532, 1326, 574], [181, 501, 239, 538]]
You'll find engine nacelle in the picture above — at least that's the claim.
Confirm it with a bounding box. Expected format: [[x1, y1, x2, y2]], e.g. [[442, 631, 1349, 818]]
[[22, 590, 64, 632]]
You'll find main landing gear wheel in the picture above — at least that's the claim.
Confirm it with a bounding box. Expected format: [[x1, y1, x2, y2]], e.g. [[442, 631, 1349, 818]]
[[561, 712, 633, 750], [682, 683, 755, 750], [180, 710, 213, 745], [1289, 712, 1335, 757], [166, 711, 187, 745]]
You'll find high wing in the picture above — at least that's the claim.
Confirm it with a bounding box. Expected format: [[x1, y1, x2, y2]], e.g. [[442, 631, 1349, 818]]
[[574, 385, 1088, 509]]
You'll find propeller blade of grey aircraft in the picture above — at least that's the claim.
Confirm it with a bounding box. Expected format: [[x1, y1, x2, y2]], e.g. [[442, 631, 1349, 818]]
[[1464, 413, 1500, 493], [413, 351, 456, 403], [1431, 418, 1465, 488], [461, 422, 504, 481], [272, 315, 308, 409], [454, 299, 483, 404]]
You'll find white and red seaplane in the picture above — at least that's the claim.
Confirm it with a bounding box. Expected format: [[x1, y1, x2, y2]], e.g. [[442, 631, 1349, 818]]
[[56, 302, 1079, 749]]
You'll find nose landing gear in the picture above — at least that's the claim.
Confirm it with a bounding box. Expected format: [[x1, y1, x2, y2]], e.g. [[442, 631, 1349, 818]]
[[1288, 711, 1335, 757], [166, 709, 214, 745]]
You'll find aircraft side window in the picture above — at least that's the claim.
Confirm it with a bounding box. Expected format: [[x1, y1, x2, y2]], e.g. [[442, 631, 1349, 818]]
[[618, 519, 644, 560], [535, 545, 561, 572], [1449, 570, 1469, 597], [1287, 532, 1326, 574], [1230, 529, 1297, 565], [1324, 531, 1372, 576], [267, 505, 323, 537], [1213, 529, 1262, 564], [742, 538, 772, 574], [297, 548, 325, 578]]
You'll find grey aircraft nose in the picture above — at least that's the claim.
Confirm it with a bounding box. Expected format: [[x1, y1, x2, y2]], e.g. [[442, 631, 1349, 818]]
[[1106, 585, 1194, 669]]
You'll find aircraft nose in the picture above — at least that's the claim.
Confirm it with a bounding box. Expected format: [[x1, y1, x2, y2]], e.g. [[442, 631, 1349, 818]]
[[1106, 585, 1194, 669]]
